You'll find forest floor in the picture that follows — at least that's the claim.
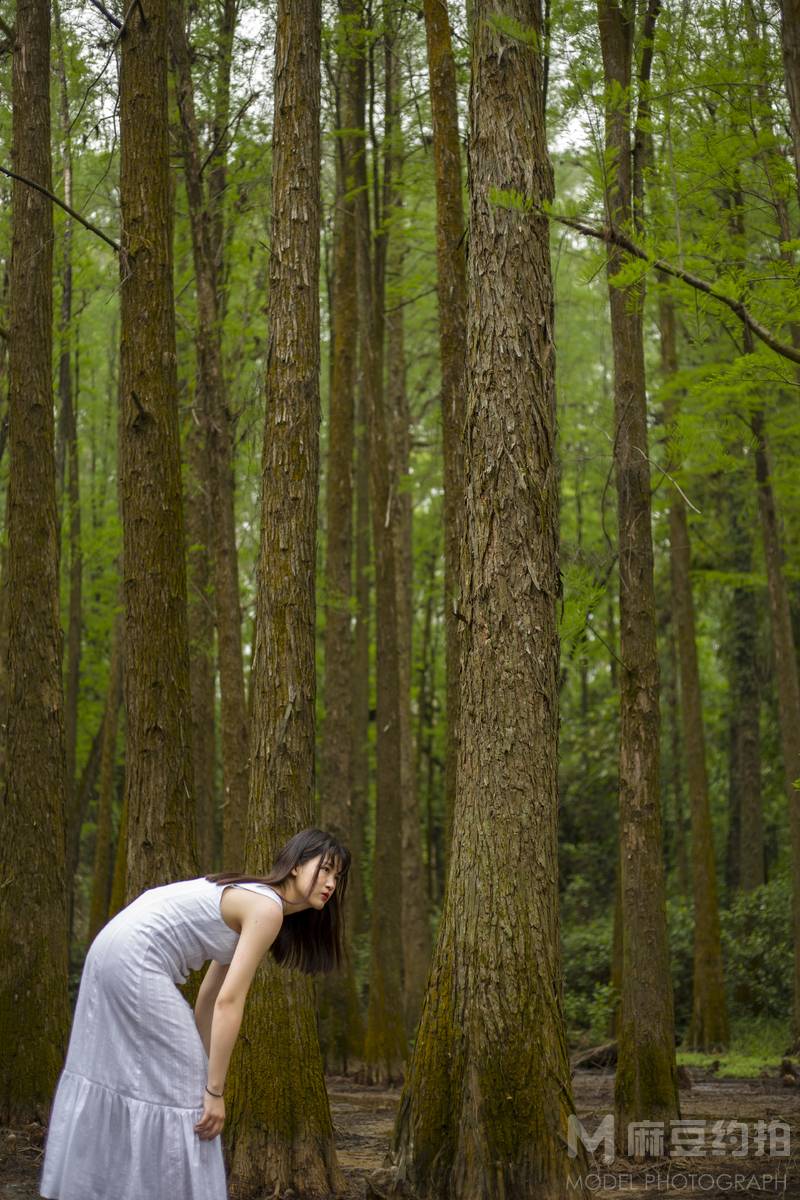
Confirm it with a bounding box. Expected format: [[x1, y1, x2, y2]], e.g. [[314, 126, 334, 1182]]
[[1, 1069, 799, 1199]]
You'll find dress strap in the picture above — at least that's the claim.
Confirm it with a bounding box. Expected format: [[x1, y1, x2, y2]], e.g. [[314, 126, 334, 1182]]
[[232, 882, 284, 911]]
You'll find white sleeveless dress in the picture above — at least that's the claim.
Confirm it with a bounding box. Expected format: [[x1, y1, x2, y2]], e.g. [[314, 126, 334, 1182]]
[[38, 876, 283, 1200]]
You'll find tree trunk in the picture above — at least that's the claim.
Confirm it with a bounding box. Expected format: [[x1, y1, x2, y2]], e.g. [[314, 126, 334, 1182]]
[[88, 613, 124, 940], [664, 616, 689, 896], [53, 1, 83, 901], [659, 293, 728, 1051], [726, 495, 763, 893], [171, 0, 249, 871], [779, 0, 800, 210], [0, 0, 70, 1122], [225, 3, 343, 1193], [596, 0, 680, 1147], [185, 400, 218, 871], [118, 0, 197, 897], [422, 0, 466, 867], [356, 3, 406, 1085], [384, 35, 431, 1046], [752, 406, 800, 1034], [351, 369, 371, 943], [318, 0, 365, 1075], [383, 5, 587, 1194]]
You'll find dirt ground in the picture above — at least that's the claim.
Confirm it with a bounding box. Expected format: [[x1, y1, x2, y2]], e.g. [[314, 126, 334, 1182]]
[[2, 1069, 799, 1199]]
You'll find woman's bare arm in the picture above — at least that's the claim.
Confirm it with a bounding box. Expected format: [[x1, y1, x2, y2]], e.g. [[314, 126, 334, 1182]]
[[194, 961, 230, 1056], [205, 903, 283, 1094]]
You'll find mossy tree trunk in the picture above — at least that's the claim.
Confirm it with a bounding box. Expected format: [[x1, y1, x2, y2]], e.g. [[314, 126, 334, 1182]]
[[118, 0, 197, 897], [422, 0, 466, 867], [596, 0, 680, 1148], [225, 2, 344, 1193], [0, 0, 71, 1122], [660, 293, 728, 1052], [318, 0, 366, 1074], [380, 4, 588, 1195]]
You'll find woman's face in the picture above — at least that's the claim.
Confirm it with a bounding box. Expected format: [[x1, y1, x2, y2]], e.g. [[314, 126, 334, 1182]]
[[294, 853, 341, 907]]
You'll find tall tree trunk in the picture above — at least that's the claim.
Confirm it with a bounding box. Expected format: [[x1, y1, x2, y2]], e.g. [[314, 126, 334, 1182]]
[[422, 0, 466, 866], [726, 495, 763, 893], [660, 293, 728, 1050], [0, 0, 70, 1121], [752, 406, 800, 1033], [356, 3, 406, 1085], [225, 3, 343, 1193], [382, 4, 587, 1194], [53, 0, 84, 947], [88, 613, 124, 940], [779, 0, 800, 210], [664, 615, 690, 895], [118, 0, 197, 896], [318, 0, 365, 1074], [209, 0, 236, 306], [596, 0, 680, 1146], [384, 36, 431, 1045], [185, 402, 217, 871], [171, 0, 249, 871], [351, 370, 371, 942]]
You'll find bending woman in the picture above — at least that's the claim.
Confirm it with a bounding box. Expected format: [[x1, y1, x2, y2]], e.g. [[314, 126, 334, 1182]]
[[39, 827, 350, 1200]]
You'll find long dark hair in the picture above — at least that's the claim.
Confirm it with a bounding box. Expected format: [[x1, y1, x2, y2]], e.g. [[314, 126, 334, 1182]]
[[206, 828, 351, 975]]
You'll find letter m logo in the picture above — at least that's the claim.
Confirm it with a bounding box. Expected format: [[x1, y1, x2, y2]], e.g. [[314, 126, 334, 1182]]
[[567, 1114, 615, 1164]]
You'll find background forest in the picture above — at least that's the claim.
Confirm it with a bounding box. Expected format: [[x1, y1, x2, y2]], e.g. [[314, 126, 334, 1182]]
[[1, 0, 799, 1159]]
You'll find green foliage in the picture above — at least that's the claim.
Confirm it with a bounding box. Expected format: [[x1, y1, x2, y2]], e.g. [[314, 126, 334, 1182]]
[[561, 911, 614, 1042], [486, 13, 541, 52], [721, 877, 793, 1022]]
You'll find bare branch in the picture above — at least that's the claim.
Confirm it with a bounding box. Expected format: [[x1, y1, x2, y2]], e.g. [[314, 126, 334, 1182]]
[[87, 0, 122, 29], [544, 208, 800, 366], [0, 166, 120, 254]]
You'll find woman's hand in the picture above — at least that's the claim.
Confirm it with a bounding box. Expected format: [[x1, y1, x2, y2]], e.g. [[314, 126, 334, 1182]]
[[194, 1090, 225, 1141]]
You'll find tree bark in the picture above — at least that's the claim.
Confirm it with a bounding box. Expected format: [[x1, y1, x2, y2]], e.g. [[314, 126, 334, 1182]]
[[53, 0, 85, 953], [596, 0, 680, 1147], [725, 495, 763, 893], [318, 0, 365, 1074], [422, 0, 466, 867], [660, 293, 728, 1051], [384, 32, 431, 1046], [185, 400, 217, 871], [383, 4, 587, 1194], [0, 0, 71, 1121], [752, 406, 800, 1033], [351, 369, 371, 942], [225, 3, 344, 1193], [664, 616, 689, 896], [88, 613, 124, 940], [118, 0, 197, 896], [356, 2, 407, 1084], [171, 0, 249, 871], [779, 0, 800, 210]]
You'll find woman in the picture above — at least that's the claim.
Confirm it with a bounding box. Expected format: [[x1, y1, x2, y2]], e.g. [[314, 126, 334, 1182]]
[[39, 827, 350, 1200]]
